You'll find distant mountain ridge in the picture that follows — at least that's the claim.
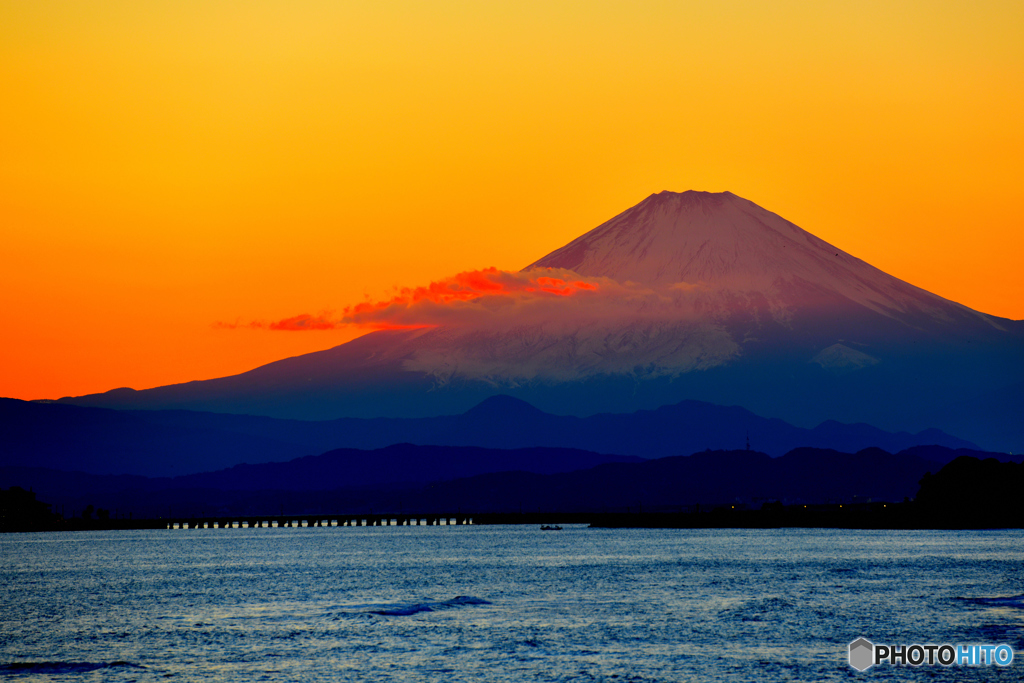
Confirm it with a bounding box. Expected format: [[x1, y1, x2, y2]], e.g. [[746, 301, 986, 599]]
[[1, 395, 978, 477], [6, 444, 1015, 519], [0, 443, 642, 498]]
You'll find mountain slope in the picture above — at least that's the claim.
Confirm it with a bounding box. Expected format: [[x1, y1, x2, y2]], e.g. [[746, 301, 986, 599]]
[[52, 191, 1024, 448], [531, 191, 996, 330]]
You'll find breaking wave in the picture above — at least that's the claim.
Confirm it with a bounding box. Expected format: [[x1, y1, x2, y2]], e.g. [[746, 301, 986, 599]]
[[367, 595, 491, 616], [0, 661, 144, 675], [964, 594, 1024, 609]]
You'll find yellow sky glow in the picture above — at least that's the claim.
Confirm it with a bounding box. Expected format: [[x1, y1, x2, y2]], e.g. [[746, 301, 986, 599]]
[[2, 0, 1022, 400]]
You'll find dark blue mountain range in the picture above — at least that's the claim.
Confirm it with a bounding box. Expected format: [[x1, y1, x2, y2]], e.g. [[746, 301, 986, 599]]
[[1, 395, 978, 477], [4, 443, 1015, 519]]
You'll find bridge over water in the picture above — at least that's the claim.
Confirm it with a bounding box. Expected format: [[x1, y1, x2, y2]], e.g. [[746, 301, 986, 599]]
[[165, 514, 476, 529]]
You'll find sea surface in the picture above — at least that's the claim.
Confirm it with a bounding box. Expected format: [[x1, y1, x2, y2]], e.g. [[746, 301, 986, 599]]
[[2, 526, 1023, 682]]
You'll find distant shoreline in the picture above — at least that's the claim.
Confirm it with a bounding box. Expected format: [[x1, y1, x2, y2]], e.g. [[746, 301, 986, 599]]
[[4, 503, 1022, 533]]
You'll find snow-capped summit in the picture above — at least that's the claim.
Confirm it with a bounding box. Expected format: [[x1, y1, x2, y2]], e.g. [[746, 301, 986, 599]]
[[530, 190, 993, 327]]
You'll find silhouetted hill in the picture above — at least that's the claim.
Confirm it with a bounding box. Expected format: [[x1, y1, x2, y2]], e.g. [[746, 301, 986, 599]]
[[897, 445, 1023, 466], [390, 447, 937, 513], [1, 395, 980, 477], [0, 443, 641, 509], [9, 444, 1011, 519], [917, 456, 1024, 527], [172, 443, 643, 491], [0, 398, 311, 476], [0, 486, 59, 528]]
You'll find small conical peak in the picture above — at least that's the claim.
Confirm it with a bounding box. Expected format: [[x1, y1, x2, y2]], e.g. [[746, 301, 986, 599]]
[[462, 395, 547, 419]]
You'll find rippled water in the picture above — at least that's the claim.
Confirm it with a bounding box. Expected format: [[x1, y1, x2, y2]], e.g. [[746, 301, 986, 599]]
[[2, 527, 1023, 681]]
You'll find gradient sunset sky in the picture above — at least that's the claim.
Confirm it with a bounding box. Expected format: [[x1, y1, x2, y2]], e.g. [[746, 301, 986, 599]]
[[3, 1, 1022, 401]]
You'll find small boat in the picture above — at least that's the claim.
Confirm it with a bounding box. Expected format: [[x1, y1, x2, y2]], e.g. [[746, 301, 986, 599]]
[[540, 525, 562, 531]]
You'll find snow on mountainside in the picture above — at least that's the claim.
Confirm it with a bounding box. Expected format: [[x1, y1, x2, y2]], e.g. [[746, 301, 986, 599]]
[[529, 190, 1000, 329]]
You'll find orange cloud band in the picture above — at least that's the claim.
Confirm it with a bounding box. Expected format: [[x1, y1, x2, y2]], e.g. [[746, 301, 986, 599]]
[[215, 268, 613, 332], [211, 266, 736, 336], [340, 267, 617, 329]]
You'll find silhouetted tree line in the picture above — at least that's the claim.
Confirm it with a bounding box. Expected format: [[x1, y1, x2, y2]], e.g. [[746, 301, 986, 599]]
[[80, 504, 110, 520], [916, 456, 1024, 527], [0, 487, 60, 530]]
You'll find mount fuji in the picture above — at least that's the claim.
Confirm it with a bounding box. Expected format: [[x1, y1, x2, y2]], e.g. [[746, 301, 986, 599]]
[[56, 191, 1024, 451]]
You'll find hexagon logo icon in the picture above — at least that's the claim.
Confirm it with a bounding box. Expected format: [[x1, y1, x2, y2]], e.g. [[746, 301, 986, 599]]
[[849, 637, 874, 671]]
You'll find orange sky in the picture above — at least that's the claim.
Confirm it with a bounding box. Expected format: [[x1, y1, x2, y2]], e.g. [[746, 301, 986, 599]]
[[2, 0, 1023, 401]]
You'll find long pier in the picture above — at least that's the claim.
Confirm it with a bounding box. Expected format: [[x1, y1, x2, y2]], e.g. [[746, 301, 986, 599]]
[[4, 511, 596, 532], [157, 505, 914, 530], [164, 514, 476, 529], [8, 504, 982, 533]]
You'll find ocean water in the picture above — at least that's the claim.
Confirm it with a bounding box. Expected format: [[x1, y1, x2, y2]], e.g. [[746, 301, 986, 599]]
[[2, 526, 1023, 682]]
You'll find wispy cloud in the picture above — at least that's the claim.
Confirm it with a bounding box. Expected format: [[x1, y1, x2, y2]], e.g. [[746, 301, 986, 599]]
[[268, 314, 338, 331], [214, 267, 709, 333], [337, 268, 610, 330], [211, 319, 265, 331], [212, 313, 339, 332]]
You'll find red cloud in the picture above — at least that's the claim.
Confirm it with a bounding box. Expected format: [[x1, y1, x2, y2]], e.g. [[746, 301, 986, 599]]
[[215, 267, 708, 333], [339, 268, 611, 329], [343, 268, 598, 313]]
